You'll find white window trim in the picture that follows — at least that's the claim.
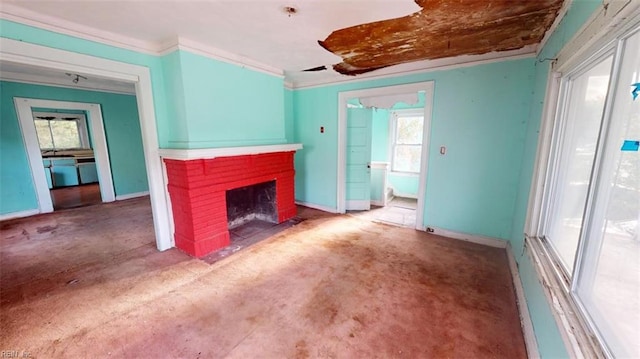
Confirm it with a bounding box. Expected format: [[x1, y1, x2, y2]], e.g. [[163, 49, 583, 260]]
[[524, 7, 640, 358], [32, 111, 91, 150], [389, 108, 425, 175]]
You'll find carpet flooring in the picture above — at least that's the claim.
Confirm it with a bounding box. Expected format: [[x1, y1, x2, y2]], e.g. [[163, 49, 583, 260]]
[[1, 198, 527, 358]]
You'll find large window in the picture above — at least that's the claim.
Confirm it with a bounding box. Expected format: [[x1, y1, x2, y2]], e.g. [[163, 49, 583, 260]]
[[34, 112, 90, 151], [535, 26, 639, 358], [390, 109, 424, 173]]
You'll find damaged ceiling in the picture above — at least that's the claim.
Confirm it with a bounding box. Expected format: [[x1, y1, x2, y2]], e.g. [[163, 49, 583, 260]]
[[319, 0, 565, 75], [1, 0, 565, 86]]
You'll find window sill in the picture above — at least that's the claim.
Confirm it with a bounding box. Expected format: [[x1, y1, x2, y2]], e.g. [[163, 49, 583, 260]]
[[525, 236, 608, 358]]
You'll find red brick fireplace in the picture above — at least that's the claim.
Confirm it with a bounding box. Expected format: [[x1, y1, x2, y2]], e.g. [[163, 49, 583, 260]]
[[161, 144, 302, 257]]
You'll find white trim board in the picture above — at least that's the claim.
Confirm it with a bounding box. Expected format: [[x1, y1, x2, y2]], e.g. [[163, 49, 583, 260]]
[[426, 226, 508, 249], [295, 201, 339, 214], [159, 143, 302, 161], [337, 81, 434, 234], [0, 37, 172, 252], [158, 37, 284, 78], [292, 51, 535, 90], [345, 200, 371, 211], [0, 71, 136, 95], [506, 243, 541, 359], [116, 191, 150, 201], [0, 209, 40, 222], [14, 98, 116, 213]]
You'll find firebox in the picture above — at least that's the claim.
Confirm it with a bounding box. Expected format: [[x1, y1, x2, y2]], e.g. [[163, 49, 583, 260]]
[[161, 144, 301, 258], [226, 180, 277, 229]]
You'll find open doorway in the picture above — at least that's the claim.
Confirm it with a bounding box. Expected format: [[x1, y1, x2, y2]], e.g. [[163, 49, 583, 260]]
[[1, 37, 172, 251], [343, 92, 426, 228], [33, 110, 102, 210], [338, 82, 433, 230], [15, 98, 116, 213]]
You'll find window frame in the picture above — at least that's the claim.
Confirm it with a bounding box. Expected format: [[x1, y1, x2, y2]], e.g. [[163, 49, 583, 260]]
[[33, 111, 90, 151], [389, 108, 424, 174], [540, 47, 617, 277], [526, 16, 640, 358]]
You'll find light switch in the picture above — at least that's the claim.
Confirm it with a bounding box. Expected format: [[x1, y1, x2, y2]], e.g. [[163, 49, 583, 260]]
[[440, 146, 446, 155]]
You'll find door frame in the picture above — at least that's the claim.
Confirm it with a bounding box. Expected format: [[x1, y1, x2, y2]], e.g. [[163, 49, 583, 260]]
[[15, 99, 116, 212], [337, 81, 434, 231], [0, 37, 173, 251]]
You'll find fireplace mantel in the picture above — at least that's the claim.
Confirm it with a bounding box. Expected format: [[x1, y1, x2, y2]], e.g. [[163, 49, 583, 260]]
[[159, 143, 302, 160]]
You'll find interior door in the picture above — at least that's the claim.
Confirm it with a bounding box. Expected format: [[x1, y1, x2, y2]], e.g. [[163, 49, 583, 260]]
[[346, 107, 372, 210]]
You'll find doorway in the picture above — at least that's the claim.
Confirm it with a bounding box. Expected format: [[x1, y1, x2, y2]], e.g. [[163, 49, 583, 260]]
[[337, 81, 434, 230], [1, 37, 172, 251], [33, 110, 102, 210], [15, 98, 116, 213]]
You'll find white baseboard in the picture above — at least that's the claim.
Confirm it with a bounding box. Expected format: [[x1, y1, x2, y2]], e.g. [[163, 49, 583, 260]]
[[115, 191, 150, 201], [346, 200, 370, 211], [390, 191, 418, 199], [295, 201, 338, 214], [506, 243, 540, 359], [426, 226, 507, 248], [0, 209, 40, 221], [371, 200, 385, 207]]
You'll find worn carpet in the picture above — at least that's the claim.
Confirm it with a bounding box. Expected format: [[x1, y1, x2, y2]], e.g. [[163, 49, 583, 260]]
[[1, 199, 526, 358]]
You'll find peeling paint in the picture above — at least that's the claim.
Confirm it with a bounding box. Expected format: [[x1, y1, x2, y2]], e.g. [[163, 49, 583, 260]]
[[319, 0, 564, 75]]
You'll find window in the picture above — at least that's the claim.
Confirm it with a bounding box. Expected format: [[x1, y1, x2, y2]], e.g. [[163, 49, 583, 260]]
[[534, 25, 640, 358], [33, 112, 90, 151], [390, 109, 424, 173]]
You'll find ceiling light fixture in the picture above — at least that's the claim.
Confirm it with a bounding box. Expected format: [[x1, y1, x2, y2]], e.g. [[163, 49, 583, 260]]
[[283, 6, 297, 17], [65, 73, 87, 84]]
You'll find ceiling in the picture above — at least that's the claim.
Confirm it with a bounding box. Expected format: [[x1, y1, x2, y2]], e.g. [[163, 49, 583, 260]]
[[1, 0, 564, 88], [0, 61, 136, 94]]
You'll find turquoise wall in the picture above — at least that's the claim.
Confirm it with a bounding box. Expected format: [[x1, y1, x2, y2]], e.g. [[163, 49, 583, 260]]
[[170, 50, 286, 148], [508, 1, 602, 357], [294, 59, 535, 240], [284, 88, 294, 143], [160, 51, 189, 145], [0, 81, 148, 214], [371, 109, 389, 162], [160, 50, 286, 148]]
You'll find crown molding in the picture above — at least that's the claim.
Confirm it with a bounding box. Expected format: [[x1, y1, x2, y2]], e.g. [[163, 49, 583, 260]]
[[289, 47, 537, 90], [158, 37, 284, 78], [0, 71, 136, 95], [0, 5, 284, 79], [0, 3, 158, 55]]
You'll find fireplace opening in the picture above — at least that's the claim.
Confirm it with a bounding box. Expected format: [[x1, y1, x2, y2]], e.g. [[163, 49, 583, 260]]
[[226, 180, 277, 229]]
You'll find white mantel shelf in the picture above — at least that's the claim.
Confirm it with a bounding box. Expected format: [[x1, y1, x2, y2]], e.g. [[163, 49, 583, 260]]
[[158, 143, 303, 160]]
